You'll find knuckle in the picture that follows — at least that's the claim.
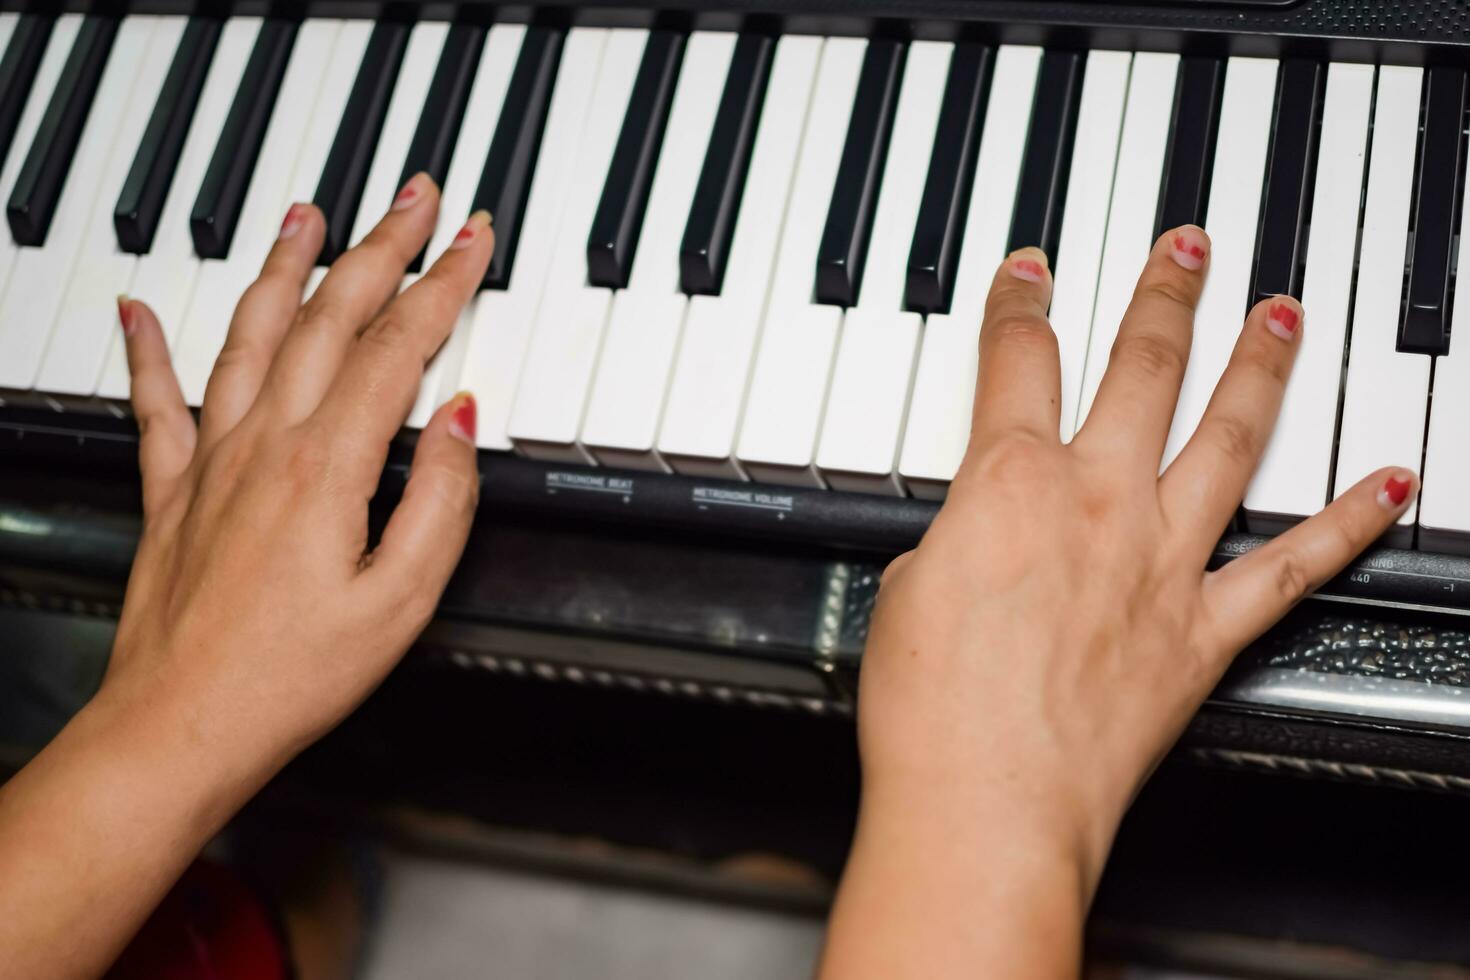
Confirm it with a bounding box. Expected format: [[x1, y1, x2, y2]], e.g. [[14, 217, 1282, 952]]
[[292, 301, 347, 340], [1272, 551, 1314, 604], [362, 313, 419, 356], [1137, 274, 1197, 315], [880, 550, 915, 587], [985, 313, 1058, 355], [970, 430, 1053, 484], [278, 435, 333, 490], [1111, 332, 1187, 381], [1238, 341, 1292, 385], [1204, 413, 1260, 466]]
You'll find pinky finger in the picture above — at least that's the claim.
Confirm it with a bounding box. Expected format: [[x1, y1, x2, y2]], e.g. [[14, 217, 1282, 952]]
[[1201, 467, 1418, 655], [120, 296, 196, 516]]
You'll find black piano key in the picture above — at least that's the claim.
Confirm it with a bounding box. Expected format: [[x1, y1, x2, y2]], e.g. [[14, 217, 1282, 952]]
[[587, 29, 684, 289], [474, 26, 562, 290], [905, 42, 993, 315], [399, 23, 484, 273], [814, 38, 905, 308], [1251, 59, 1324, 304], [0, 15, 55, 181], [6, 16, 117, 247], [113, 17, 223, 254], [678, 33, 774, 296], [1005, 49, 1086, 258], [313, 21, 409, 265], [189, 19, 297, 260], [398, 24, 483, 189], [1155, 56, 1227, 237], [1399, 66, 1467, 356]]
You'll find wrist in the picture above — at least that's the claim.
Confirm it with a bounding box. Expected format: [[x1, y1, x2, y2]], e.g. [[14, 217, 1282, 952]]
[[81, 673, 274, 835], [858, 760, 1116, 898]]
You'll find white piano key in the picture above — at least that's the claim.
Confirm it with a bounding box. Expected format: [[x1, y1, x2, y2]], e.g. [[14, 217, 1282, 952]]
[[734, 36, 867, 487], [37, 16, 186, 398], [580, 31, 738, 470], [405, 23, 525, 430], [96, 17, 263, 401], [0, 17, 154, 393], [1074, 52, 1179, 434], [464, 24, 608, 449], [172, 19, 341, 407], [1245, 63, 1373, 531], [0, 14, 81, 287], [1334, 65, 1427, 541], [1162, 56, 1277, 468], [1419, 122, 1470, 553], [347, 21, 448, 249], [815, 40, 951, 495], [285, 20, 374, 206], [1049, 49, 1130, 442], [505, 28, 647, 461], [896, 45, 1042, 499], [657, 35, 822, 479]]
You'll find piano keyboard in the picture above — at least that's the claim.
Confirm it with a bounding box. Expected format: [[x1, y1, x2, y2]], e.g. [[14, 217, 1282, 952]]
[[3, 13, 1470, 551]]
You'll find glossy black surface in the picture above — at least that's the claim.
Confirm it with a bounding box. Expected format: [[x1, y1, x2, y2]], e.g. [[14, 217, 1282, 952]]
[[1399, 66, 1466, 356], [0, 15, 53, 189], [679, 32, 772, 296], [313, 20, 408, 266], [6, 15, 115, 246], [1250, 58, 1323, 304], [189, 18, 296, 259], [114, 17, 222, 254], [1155, 55, 1225, 237], [814, 38, 903, 308], [905, 42, 991, 315], [1006, 47, 1084, 258], [586, 29, 683, 289], [475, 26, 562, 290]]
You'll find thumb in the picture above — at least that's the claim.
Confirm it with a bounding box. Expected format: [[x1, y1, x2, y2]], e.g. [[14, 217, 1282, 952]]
[[361, 391, 479, 608]]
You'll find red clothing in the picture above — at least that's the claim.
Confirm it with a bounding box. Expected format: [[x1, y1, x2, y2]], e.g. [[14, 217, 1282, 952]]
[[108, 860, 290, 980]]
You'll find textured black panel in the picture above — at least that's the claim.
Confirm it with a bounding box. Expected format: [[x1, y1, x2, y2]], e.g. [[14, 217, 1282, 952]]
[[10, 3, 1470, 50]]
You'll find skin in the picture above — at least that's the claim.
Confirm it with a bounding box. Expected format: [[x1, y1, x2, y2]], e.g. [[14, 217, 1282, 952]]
[[0, 195, 1412, 978], [818, 230, 1415, 978]]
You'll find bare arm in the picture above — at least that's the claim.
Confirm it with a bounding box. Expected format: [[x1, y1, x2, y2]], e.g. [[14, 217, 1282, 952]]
[[0, 174, 492, 979], [820, 228, 1416, 978]]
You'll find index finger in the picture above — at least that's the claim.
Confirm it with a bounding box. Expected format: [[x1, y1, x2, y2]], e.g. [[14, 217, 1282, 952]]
[[312, 210, 494, 483], [969, 248, 1060, 449]]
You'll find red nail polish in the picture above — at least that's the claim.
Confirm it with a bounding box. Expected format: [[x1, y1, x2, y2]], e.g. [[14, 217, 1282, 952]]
[[1171, 234, 1205, 261], [1268, 302, 1299, 333], [1383, 475, 1412, 506], [449, 394, 477, 444], [1010, 258, 1046, 282], [392, 178, 420, 212], [451, 222, 476, 248], [278, 203, 305, 241], [116, 296, 134, 337]]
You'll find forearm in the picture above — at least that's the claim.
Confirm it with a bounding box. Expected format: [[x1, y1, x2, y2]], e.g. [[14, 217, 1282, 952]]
[[0, 689, 255, 979], [819, 782, 1095, 980]]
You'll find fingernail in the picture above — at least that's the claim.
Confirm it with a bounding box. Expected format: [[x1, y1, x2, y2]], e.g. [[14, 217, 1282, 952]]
[[278, 202, 307, 241], [392, 174, 424, 212], [1378, 470, 1417, 510], [1007, 249, 1048, 283], [449, 210, 492, 250], [1169, 226, 1209, 271], [1265, 300, 1302, 341], [448, 392, 477, 445], [116, 295, 135, 337]]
